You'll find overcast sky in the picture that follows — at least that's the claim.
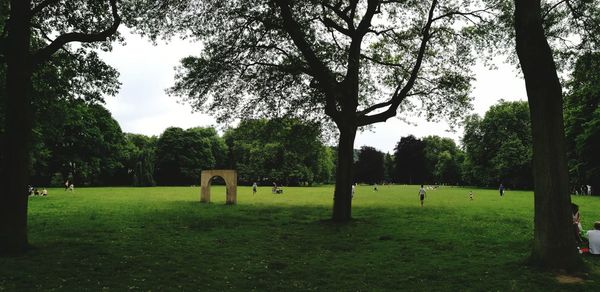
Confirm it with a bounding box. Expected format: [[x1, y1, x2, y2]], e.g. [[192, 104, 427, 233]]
[[98, 30, 528, 153]]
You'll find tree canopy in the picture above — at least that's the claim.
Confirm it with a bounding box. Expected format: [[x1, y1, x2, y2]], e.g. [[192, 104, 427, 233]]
[[393, 135, 426, 184], [155, 127, 227, 186], [422, 136, 462, 185], [462, 100, 532, 189], [354, 146, 384, 184], [565, 52, 600, 194], [224, 118, 333, 186]]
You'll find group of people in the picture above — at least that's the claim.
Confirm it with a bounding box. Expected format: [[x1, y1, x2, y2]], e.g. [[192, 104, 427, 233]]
[[573, 185, 594, 196], [250, 182, 284, 195], [572, 203, 600, 255], [271, 182, 283, 194], [64, 180, 75, 191], [28, 185, 48, 197], [28, 179, 75, 197]]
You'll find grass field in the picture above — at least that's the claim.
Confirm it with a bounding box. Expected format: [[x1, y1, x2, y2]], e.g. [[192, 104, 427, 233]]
[[2, 185, 600, 291]]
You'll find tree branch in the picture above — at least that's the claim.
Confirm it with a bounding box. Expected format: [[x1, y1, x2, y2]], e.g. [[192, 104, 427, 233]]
[[31, 0, 121, 66], [360, 53, 406, 68], [341, 0, 380, 111], [541, 0, 568, 21], [431, 9, 489, 24], [357, 0, 438, 126], [273, 0, 340, 120], [322, 16, 353, 36], [322, 0, 355, 32]]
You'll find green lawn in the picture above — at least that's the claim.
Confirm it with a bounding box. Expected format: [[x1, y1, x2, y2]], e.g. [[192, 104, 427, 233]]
[[2, 185, 600, 290]]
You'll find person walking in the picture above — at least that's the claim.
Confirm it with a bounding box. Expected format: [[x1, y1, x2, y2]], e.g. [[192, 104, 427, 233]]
[[499, 183, 505, 197], [418, 185, 426, 207], [252, 182, 257, 195]]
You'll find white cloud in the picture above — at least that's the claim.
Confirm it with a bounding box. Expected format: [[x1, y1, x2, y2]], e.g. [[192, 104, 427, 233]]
[[99, 29, 215, 137]]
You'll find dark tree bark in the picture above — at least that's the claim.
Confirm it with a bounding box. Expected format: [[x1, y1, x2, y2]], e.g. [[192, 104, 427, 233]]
[[0, 0, 33, 255], [332, 124, 357, 222], [1, 0, 120, 255], [513, 0, 582, 270]]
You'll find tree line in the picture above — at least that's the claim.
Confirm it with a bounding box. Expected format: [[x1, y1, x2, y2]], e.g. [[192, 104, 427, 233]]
[[4, 85, 598, 194], [1, 104, 336, 187]]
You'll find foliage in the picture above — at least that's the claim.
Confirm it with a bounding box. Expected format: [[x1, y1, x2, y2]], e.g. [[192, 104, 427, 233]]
[[123, 133, 157, 187], [29, 99, 127, 186], [224, 118, 333, 186], [0, 49, 122, 187], [482, 0, 600, 71], [354, 146, 384, 184], [0, 48, 120, 185], [127, 0, 488, 126], [1, 0, 124, 63], [461, 100, 532, 189], [393, 135, 426, 184], [422, 135, 462, 185], [154, 127, 227, 186], [565, 52, 600, 194], [383, 153, 395, 183]]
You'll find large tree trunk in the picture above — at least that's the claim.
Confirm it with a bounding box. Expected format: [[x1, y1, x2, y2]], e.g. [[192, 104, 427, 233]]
[[513, 0, 582, 270], [332, 125, 357, 222], [0, 0, 33, 255]]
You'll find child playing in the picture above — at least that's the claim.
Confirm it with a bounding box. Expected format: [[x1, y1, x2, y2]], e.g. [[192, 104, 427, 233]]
[[418, 185, 426, 207]]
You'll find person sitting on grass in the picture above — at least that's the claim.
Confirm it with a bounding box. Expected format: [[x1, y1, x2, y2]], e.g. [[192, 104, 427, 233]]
[[572, 203, 584, 243], [587, 222, 600, 255]]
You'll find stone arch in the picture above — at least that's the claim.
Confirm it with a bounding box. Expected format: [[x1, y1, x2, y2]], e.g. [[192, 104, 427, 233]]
[[200, 170, 237, 204]]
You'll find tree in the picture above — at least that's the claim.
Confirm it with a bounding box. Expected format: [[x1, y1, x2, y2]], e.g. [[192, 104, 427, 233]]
[[513, 0, 581, 270], [155, 127, 227, 186], [461, 101, 532, 188], [564, 53, 600, 195], [224, 118, 333, 186], [1, 0, 121, 254], [393, 135, 426, 184], [131, 0, 493, 222], [1, 50, 120, 187], [124, 133, 157, 187], [423, 135, 462, 185], [383, 153, 395, 183], [49, 101, 127, 186], [354, 146, 384, 184]]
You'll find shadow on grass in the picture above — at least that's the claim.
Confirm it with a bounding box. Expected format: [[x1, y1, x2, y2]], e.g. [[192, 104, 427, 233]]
[[3, 201, 597, 291]]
